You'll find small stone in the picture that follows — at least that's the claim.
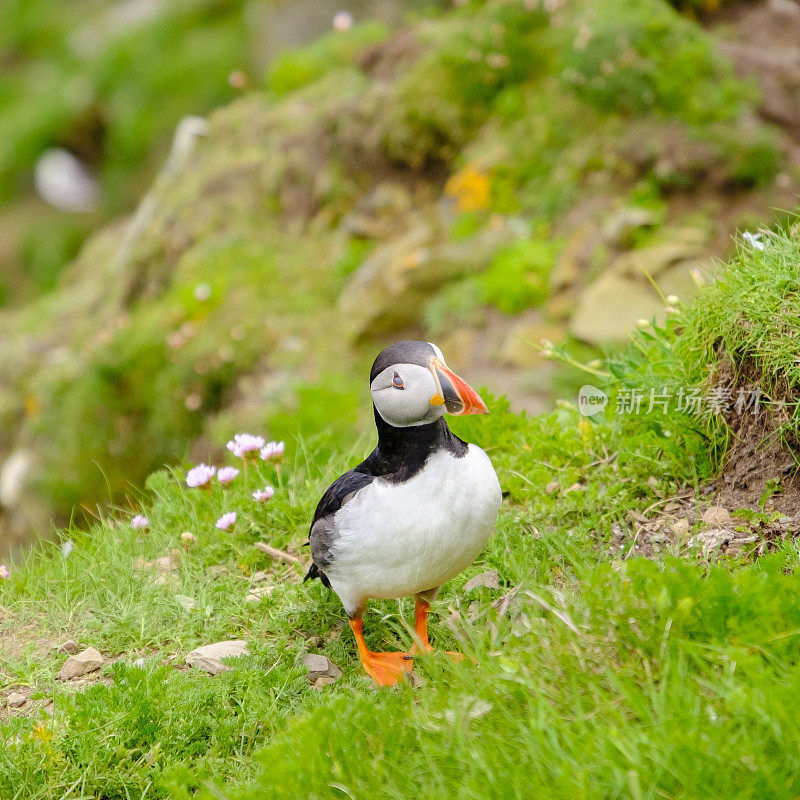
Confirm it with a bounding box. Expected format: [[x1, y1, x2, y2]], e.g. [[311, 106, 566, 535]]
[[58, 647, 103, 680], [312, 676, 337, 689], [695, 528, 731, 553], [601, 206, 656, 245], [463, 571, 501, 591], [6, 692, 27, 708], [134, 554, 178, 573], [302, 653, 342, 682], [570, 272, 665, 345], [250, 570, 271, 583], [672, 519, 690, 538], [174, 595, 195, 612], [34, 148, 98, 212], [246, 586, 274, 602], [702, 506, 732, 526], [186, 640, 248, 675], [550, 223, 593, 293], [54, 639, 80, 655], [612, 241, 702, 279], [154, 555, 177, 572], [545, 481, 559, 495]]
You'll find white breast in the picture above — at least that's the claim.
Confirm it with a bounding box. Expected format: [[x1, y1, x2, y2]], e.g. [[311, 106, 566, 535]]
[[324, 445, 501, 616]]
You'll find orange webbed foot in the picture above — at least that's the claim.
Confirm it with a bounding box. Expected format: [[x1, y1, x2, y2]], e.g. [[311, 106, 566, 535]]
[[350, 617, 414, 687], [360, 651, 414, 687]]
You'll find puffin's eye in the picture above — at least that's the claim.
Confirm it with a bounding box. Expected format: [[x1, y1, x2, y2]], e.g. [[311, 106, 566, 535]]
[[392, 372, 404, 389]]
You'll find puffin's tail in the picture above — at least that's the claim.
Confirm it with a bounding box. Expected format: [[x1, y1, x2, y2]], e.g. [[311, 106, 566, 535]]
[[303, 561, 331, 588]]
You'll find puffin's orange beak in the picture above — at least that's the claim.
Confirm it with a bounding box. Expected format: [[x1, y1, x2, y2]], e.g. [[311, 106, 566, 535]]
[[430, 357, 488, 416]]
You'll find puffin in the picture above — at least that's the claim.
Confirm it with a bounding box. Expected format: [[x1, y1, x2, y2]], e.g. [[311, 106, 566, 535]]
[[305, 341, 501, 686]]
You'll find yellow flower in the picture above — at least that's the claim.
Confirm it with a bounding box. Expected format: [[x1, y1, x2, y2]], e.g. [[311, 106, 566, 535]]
[[31, 723, 54, 746], [445, 164, 491, 212]]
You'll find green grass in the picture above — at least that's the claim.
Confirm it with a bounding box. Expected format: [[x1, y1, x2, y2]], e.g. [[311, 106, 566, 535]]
[[0, 0, 257, 307], [3, 381, 800, 797], [0, 331, 796, 800]]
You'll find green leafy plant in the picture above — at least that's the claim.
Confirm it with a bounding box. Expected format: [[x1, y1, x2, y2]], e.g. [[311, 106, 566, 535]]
[[481, 236, 559, 314]]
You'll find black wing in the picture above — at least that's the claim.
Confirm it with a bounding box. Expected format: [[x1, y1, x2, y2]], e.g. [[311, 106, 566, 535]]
[[303, 467, 375, 587]]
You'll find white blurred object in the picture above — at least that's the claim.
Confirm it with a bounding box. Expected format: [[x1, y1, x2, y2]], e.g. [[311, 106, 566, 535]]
[[742, 231, 766, 251], [70, 0, 164, 59], [34, 148, 98, 212], [163, 116, 210, 175], [0, 451, 32, 508], [333, 10, 354, 30]]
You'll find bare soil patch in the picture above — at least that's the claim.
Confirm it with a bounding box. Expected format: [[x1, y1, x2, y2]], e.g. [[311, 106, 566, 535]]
[[714, 352, 800, 517]]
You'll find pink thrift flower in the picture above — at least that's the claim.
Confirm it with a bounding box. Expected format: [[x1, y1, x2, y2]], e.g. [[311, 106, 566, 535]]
[[252, 486, 274, 503], [215, 512, 237, 531], [226, 434, 265, 459], [0, 565, 9, 579], [217, 466, 240, 486], [260, 441, 285, 462], [131, 515, 150, 530], [186, 463, 216, 489]]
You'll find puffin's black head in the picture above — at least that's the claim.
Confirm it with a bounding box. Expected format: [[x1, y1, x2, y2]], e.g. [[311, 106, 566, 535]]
[[369, 340, 488, 427]]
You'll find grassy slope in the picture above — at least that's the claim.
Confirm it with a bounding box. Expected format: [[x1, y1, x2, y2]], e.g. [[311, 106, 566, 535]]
[[3, 226, 800, 798]]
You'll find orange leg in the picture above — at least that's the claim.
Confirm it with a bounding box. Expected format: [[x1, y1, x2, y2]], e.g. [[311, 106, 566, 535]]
[[411, 600, 434, 653], [349, 618, 413, 687], [410, 600, 464, 661]]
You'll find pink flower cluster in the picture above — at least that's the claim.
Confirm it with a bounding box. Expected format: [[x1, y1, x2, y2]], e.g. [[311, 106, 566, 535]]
[[119, 433, 281, 538], [0, 564, 10, 579], [215, 512, 237, 531], [226, 434, 265, 459], [131, 515, 150, 530], [186, 463, 215, 488], [217, 466, 240, 486], [252, 486, 274, 503], [260, 441, 285, 462], [180, 433, 282, 534]]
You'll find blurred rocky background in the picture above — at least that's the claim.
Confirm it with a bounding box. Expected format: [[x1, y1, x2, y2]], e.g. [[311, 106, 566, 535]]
[[2, 0, 800, 554]]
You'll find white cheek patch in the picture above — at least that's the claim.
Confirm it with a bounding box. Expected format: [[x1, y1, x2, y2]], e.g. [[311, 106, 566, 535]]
[[371, 363, 444, 427]]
